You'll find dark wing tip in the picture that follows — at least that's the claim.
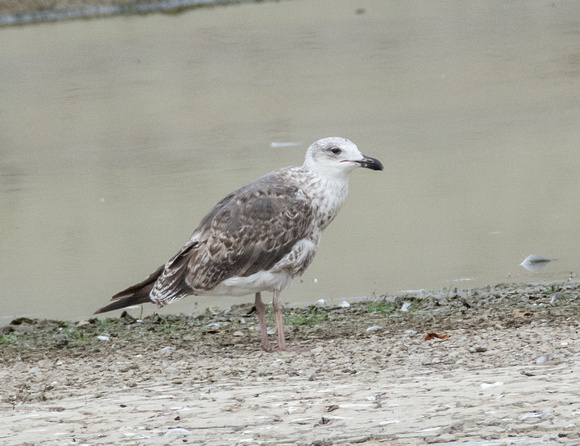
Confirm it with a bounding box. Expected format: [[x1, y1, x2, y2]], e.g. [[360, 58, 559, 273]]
[[94, 264, 165, 314]]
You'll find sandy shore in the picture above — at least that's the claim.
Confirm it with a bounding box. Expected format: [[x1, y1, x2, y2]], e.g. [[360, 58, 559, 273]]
[[2, 282, 580, 445]]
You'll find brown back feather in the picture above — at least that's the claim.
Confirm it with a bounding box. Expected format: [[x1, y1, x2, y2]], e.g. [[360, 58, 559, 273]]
[[151, 172, 314, 302]]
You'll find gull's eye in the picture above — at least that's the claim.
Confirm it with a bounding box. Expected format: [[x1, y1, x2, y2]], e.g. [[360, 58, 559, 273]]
[[329, 147, 342, 155]]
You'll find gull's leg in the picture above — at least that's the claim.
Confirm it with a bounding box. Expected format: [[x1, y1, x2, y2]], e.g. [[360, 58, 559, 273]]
[[255, 292, 273, 352], [272, 289, 288, 351], [272, 290, 310, 352]]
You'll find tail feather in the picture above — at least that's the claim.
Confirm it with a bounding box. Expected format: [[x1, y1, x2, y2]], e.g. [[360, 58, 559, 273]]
[[95, 264, 165, 314]]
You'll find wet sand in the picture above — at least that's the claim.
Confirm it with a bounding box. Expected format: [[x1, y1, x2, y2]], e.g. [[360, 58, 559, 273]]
[[2, 282, 580, 445]]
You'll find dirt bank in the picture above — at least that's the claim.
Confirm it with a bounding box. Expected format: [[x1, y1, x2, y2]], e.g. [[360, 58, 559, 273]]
[[1, 282, 580, 445]]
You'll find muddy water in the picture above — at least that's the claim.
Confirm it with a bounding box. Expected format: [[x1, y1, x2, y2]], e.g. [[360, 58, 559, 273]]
[[1, 0, 579, 321]]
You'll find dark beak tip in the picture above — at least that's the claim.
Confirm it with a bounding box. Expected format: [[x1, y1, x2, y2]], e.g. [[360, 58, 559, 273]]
[[363, 156, 384, 171], [372, 161, 384, 171]]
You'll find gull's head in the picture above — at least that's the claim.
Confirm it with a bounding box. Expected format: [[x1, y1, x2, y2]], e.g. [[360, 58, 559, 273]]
[[303, 137, 384, 178]]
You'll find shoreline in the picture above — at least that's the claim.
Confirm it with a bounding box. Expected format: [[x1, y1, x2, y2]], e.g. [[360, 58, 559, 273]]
[[2, 280, 578, 358], [0, 0, 275, 27]]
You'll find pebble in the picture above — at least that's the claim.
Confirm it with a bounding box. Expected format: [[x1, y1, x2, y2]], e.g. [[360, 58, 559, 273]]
[[401, 301, 411, 312], [367, 392, 386, 401], [519, 408, 551, 420], [480, 382, 503, 389], [97, 335, 110, 342], [163, 428, 191, 437], [536, 353, 554, 364], [366, 325, 382, 332], [204, 322, 228, 332], [469, 346, 487, 353], [379, 419, 400, 425]]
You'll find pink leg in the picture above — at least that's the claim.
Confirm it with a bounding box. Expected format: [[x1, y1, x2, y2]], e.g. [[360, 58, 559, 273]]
[[272, 290, 310, 352], [272, 289, 288, 351], [255, 292, 273, 352]]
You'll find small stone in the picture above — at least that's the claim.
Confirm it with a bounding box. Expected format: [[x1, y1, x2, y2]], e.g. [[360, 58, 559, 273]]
[[469, 346, 487, 353], [163, 428, 191, 437], [536, 353, 554, 364], [368, 392, 386, 401], [519, 412, 543, 420], [204, 322, 227, 333], [480, 382, 503, 389], [379, 419, 400, 425], [120, 311, 137, 325], [366, 325, 383, 332], [435, 434, 458, 443]]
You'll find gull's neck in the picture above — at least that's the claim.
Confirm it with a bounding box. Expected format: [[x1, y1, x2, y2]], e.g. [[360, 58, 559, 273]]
[[297, 166, 350, 231]]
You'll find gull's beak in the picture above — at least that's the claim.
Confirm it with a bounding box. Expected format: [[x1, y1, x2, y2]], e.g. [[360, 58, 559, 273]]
[[353, 155, 384, 171]]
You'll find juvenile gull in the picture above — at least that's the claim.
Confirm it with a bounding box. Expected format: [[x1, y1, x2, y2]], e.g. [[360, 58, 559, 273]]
[[95, 137, 383, 352]]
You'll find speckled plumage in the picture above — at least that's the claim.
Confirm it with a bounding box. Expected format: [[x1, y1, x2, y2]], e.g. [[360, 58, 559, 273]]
[[95, 137, 383, 351]]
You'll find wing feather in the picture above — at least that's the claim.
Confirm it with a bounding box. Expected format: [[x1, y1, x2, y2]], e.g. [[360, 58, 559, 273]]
[[151, 172, 314, 304]]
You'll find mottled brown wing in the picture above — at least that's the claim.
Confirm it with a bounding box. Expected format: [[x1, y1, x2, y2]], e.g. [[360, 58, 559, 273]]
[[151, 173, 314, 302]]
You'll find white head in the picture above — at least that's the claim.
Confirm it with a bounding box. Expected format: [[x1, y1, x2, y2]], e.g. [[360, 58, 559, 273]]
[[303, 137, 384, 179]]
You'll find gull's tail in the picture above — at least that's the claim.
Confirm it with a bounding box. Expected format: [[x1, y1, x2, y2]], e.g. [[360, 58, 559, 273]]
[[94, 265, 164, 314]]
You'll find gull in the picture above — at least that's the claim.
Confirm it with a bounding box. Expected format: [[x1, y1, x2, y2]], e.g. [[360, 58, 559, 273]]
[[95, 137, 383, 351]]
